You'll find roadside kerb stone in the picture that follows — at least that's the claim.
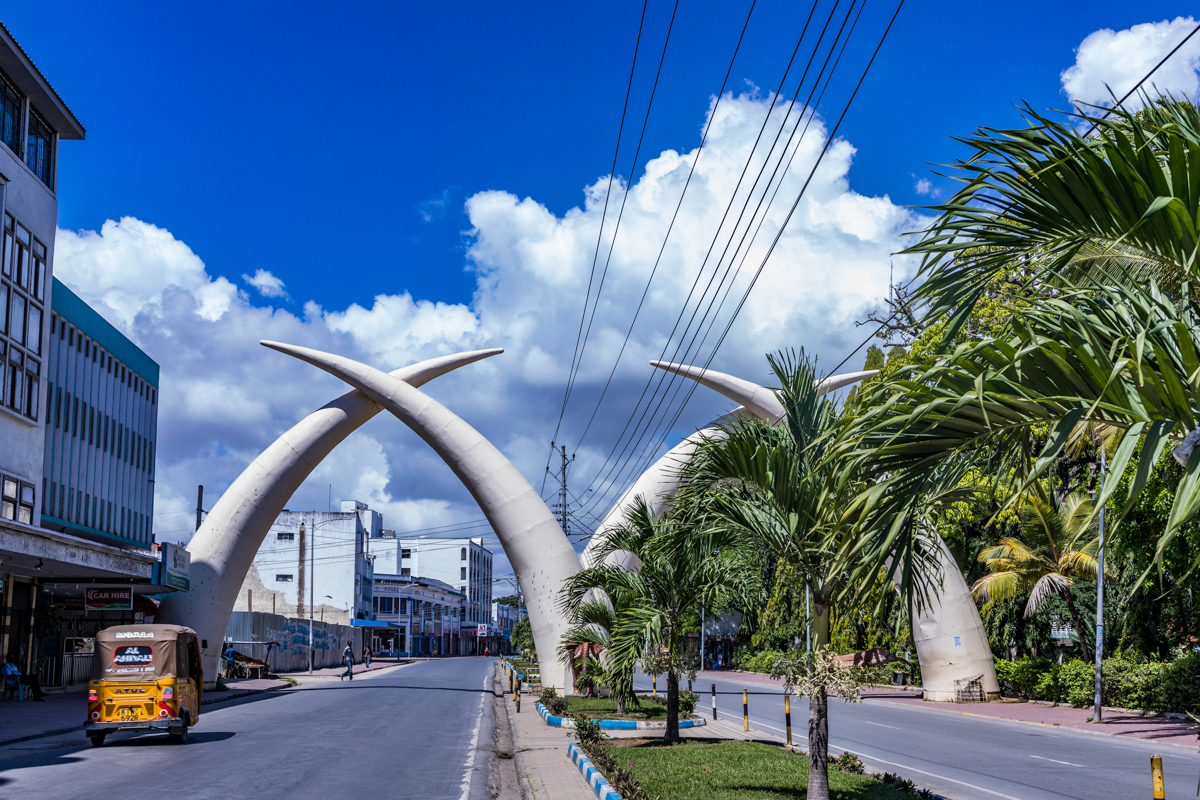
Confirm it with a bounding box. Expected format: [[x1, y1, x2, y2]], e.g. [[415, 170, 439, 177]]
[[568, 742, 623, 800], [536, 700, 707, 730]]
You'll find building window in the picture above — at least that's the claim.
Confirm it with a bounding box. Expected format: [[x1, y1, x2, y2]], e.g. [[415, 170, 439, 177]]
[[461, 567, 466, 580], [461, 547, 467, 560], [401, 549, 411, 559], [276, 574, 293, 582], [0, 71, 22, 157], [0, 476, 15, 520], [276, 531, 294, 541], [399, 598, 408, 614], [26, 109, 54, 189], [401, 568, 411, 577]]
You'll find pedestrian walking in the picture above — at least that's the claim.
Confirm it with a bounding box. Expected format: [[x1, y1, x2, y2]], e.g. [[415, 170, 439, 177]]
[[341, 642, 354, 681], [362, 644, 371, 669]]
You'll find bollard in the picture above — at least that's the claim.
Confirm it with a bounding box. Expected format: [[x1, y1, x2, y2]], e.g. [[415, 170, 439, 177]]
[[516, 682, 521, 713], [712, 683, 717, 720], [1151, 755, 1164, 799], [743, 688, 749, 732], [688, 678, 693, 693], [785, 693, 792, 747], [509, 670, 514, 696], [653, 674, 657, 698]]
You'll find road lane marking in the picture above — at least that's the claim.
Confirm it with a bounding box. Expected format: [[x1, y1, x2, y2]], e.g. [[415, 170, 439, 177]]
[[864, 721, 900, 730], [459, 667, 488, 800], [854, 753, 1024, 800], [1030, 754, 1082, 767]]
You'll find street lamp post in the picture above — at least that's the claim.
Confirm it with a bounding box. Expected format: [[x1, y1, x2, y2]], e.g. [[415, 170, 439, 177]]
[[307, 514, 348, 675], [1094, 448, 1106, 722]]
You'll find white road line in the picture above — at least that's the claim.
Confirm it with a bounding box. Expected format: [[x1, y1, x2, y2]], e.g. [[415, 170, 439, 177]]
[[1030, 754, 1082, 767], [459, 668, 488, 800], [864, 721, 901, 730], [855, 753, 1024, 800]]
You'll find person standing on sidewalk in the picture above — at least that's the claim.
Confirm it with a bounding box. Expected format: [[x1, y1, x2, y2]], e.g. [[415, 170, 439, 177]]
[[224, 645, 237, 679], [341, 642, 354, 681], [3, 655, 46, 701], [362, 644, 371, 669]]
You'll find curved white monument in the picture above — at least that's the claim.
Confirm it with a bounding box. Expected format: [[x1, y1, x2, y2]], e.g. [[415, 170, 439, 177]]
[[261, 341, 583, 691], [585, 361, 999, 701], [157, 348, 502, 681]]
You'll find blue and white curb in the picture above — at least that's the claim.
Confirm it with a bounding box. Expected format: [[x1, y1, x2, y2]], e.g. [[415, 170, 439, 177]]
[[568, 742, 623, 800], [537, 701, 706, 730]]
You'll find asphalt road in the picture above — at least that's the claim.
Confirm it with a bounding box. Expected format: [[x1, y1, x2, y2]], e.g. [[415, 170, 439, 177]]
[[0, 657, 497, 800], [635, 671, 1200, 800]]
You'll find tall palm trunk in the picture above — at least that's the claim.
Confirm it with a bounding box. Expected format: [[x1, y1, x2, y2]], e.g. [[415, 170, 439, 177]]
[[808, 598, 832, 800], [666, 671, 681, 743]]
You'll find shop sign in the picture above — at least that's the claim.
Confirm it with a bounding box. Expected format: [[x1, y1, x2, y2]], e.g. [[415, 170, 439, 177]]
[[476, 624, 488, 637], [162, 543, 191, 591], [85, 587, 133, 611]]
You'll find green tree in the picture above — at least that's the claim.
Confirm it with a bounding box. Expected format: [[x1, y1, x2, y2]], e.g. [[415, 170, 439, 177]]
[[560, 499, 751, 742], [971, 490, 1102, 660], [510, 616, 534, 660], [681, 351, 953, 800]]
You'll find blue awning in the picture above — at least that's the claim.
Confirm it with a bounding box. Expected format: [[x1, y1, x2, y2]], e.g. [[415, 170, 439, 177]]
[[351, 619, 391, 628]]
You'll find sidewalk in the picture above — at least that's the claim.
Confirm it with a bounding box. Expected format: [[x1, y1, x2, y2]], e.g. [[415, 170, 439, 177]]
[[698, 669, 1200, 749], [0, 676, 288, 747], [505, 686, 594, 799], [277, 656, 411, 683]]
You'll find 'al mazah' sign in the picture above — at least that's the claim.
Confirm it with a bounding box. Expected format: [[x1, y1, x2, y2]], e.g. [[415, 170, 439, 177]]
[[85, 587, 133, 611]]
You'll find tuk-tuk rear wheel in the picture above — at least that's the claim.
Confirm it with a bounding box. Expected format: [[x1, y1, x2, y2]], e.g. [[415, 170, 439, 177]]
[[168, 713, 190, 744], [88, 733, 107, 747]]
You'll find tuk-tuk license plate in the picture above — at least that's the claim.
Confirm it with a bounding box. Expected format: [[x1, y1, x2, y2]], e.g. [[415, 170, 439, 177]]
[[118, 707, 139, 721]]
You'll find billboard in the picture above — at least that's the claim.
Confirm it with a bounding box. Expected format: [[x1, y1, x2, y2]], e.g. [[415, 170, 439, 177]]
[[476, 624, 488, 638], [85, 587, 133, 611], [162, 543, 191, 591]]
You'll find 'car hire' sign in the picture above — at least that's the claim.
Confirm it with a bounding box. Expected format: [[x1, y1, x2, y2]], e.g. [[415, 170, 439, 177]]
[[85, 587, 133, 611]]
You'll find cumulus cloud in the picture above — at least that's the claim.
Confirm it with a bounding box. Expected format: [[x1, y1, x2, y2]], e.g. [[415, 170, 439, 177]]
[[242, 268, 288, 299], [1062, 17, 1200, 110], [913, 177, 938, 198], [54, 91, 921, 578]]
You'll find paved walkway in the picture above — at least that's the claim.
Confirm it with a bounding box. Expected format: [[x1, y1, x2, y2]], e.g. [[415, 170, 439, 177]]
[[697, 669, 1200, 749], [505, 685, 594, 800]]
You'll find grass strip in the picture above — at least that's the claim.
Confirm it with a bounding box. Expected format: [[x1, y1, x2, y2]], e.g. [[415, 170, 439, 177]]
[[604, 739, 917, 799]]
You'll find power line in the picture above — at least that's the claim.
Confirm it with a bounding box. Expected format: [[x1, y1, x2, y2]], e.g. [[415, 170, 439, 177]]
[[577, 0, 856, 519], [574, 0, 831, 504], [546, 0, 652, 484], [581, 0, 903, 523]]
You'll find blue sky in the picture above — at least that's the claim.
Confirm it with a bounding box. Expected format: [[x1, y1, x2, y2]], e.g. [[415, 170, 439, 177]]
[[11, 4, 1200, 569], [11, 0, 1196, 309]]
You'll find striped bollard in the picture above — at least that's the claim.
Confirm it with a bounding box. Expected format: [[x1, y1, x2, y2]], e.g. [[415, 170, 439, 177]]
[[711, 683, 717, 720], [743, 688, 749, 732], [785, 694, 792, 746], [653, 674, 657, 698], [1151, 754, 1164, 799]]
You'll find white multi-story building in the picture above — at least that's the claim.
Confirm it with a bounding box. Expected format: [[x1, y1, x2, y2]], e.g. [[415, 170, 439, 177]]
[[369, 574, 463, 656], [232, 500, 378, 625], [372, 533, 494, 653]]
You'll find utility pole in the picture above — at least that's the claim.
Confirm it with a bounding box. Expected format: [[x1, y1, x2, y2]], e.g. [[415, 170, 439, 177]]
[[1094, 447, 1106, 722], [549, 443, 575, 537], [309, 512, 316, 674], [195, 485, 204, 532]]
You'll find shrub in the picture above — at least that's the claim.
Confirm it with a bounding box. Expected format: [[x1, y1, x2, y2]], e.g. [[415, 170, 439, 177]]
[[994, 656, 1054, 699], [572, 714, 606, 748], [678, 690, 698, 718], [993, 653, 1200, 714], [540, 687, 569, 716], [733, 649, 783, 674], [829, 752, 865, 774]]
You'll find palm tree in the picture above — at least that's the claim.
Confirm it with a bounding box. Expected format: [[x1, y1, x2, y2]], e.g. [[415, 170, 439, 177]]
[[560, 498, 751, 742], [681, 351, 948, 800], [557, 595, 633, 713], [971, 490, 1101, 659]]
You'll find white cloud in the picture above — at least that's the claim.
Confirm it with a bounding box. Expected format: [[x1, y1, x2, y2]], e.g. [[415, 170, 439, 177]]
[[54, 91, 921, 582], [914, 177, 937, 197], [1062, 17, 1200, 110], [418, 190, 452, 223], [242, 268, 288, 299]]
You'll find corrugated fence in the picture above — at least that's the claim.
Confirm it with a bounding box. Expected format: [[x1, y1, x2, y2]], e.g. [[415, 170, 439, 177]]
[[224, 611, 364, 672]]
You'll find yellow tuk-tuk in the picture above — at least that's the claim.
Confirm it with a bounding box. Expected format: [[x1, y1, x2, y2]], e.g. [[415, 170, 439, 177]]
[[83, 624, 204, 746]]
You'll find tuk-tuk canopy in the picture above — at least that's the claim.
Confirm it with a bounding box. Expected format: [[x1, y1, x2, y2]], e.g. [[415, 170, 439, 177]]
[[92, 624, 198, 683]]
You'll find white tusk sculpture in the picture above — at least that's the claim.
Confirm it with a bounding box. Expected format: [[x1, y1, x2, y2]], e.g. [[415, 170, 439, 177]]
[[157, 348, 503, 683], [261, 341, 583, 691], [586, 360, 999, 702]]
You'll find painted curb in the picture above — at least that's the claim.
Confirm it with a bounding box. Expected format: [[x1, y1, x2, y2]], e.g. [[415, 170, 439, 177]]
[[568, 742, 624, 800], [537, 701, 707, 730]]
